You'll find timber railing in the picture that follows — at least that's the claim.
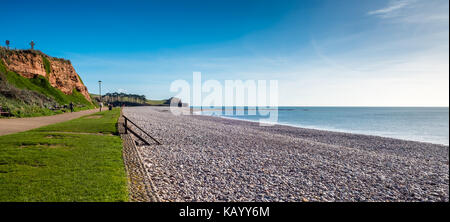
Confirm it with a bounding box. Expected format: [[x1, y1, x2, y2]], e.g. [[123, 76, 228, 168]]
[[122, 115, 161, 145]]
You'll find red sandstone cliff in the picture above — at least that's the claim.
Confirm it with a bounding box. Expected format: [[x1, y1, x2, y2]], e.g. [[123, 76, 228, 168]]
[[1, 50, 91, 102]]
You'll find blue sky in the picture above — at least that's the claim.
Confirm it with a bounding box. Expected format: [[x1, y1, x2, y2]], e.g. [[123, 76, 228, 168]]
[[1, 0, 448, 106]]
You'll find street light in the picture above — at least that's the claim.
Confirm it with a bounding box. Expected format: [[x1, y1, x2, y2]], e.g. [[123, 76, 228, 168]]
[[98, 80, 102, 111]]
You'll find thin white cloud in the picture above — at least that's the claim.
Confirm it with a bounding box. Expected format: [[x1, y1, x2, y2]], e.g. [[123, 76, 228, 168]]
[[368, 0, 410, 17], [368, 0, 449, 24]]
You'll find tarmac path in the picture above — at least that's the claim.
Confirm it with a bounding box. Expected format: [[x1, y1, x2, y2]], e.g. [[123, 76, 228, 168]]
[[0, 109, 99, 136]]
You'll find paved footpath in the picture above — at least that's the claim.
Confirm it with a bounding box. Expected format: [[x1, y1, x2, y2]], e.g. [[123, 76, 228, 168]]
[[0, 109, 99, 136]]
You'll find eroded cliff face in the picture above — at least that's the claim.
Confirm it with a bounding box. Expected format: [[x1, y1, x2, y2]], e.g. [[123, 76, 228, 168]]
[[2, 50, 91, 102]]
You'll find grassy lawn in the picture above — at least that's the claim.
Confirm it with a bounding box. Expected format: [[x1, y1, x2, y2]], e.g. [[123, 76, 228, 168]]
[[0, 108, 128, 202], [34, 110, 119, 134]]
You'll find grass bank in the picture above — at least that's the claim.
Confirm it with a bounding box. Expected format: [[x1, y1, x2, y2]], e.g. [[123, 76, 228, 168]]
[[0, 108, 128, 202]]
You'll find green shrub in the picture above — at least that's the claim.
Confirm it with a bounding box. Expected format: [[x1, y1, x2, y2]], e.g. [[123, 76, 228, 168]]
[[0, 94, 57, 117], [42, 56, 51, 77]]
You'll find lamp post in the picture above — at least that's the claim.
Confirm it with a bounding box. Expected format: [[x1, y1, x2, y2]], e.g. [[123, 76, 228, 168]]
[[98, 80, 102, 111]]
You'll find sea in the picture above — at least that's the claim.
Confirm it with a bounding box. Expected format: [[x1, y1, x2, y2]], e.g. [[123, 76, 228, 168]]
[[198, 107, 449, 145]]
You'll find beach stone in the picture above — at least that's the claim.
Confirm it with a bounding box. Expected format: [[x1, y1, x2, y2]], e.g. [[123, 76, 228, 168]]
[[123, 106, 449, 202]]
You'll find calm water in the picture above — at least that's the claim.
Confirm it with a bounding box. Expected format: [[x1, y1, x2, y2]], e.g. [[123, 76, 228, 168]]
[[199, 107, 449, 145]]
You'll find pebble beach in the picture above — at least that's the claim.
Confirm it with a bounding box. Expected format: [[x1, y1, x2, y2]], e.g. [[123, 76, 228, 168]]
[[123, 106, 449, 202]]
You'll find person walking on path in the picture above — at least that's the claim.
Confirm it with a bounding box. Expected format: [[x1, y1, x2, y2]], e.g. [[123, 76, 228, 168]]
[[69, 102, 74, 113]]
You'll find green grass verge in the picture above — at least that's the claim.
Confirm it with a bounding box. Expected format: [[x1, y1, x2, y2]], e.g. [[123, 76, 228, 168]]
[[35, 108, 120, 134], [0, 108, 128, 202]]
